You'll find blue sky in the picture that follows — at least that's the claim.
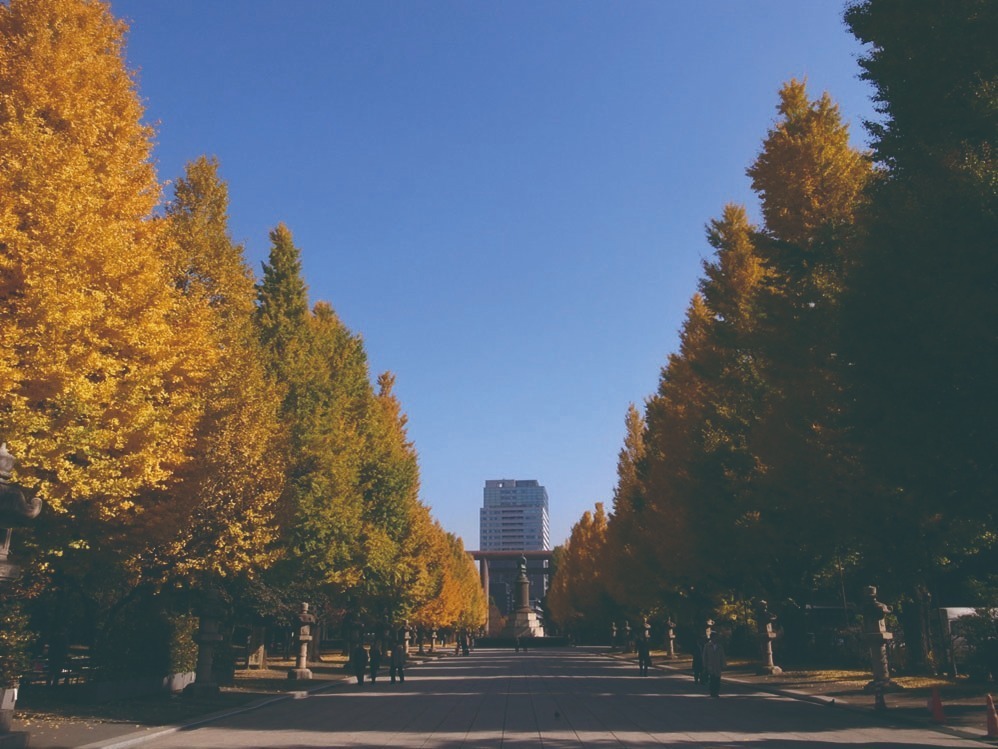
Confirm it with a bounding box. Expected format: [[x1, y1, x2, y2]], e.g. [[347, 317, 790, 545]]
[[108, 1, 876, 550]]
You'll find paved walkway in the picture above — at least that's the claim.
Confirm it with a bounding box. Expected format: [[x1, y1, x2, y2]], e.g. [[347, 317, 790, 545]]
[[14, 648, 992, 749]]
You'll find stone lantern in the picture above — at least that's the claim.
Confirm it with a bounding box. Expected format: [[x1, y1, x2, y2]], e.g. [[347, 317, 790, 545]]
[[755, 600, 782, 675], [0, 443, 41, 743], [0, 444, 41, 585], [185, 590, 226, 697], [862, 586, 901, 692], [665, 618, 677, 658], [288, 602, 316, 680], [610, 621, 618, 649]]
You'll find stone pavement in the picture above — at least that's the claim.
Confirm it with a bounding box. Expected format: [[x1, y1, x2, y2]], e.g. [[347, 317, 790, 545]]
[[5, 648, 986, 749]]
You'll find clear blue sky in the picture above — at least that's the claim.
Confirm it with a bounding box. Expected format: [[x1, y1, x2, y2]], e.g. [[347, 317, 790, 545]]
[[108, 0, 876, 550]]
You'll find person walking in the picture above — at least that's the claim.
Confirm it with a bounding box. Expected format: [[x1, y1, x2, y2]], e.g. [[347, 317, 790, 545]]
[[691, 634, 705, 684], [702, 632, 726, 697], [350, 642, 369, 685], [369, 642, 382, 683], [389, 643, 406, 683], [636, 637, 651, 676]]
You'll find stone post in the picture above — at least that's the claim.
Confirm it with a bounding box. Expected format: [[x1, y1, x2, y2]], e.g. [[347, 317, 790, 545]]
[[185, 591, 225, 697], [246, 625, 266, 668], [862, 586, 901, 692], [288, 602, 316, 680], [0, 688, 18, 738], [402, 620, 412, 654], [665, 618, 676, 658], [610, 621, 618, 649], [429, 628, 437, 653], [755, 600, 782, 675]]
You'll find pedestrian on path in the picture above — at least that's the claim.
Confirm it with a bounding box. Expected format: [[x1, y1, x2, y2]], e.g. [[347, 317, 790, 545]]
[[389, 643, 406, 683], [350, 643, 369, 685], [702, 632, 725, 697], [369, 643, 382, 683], [691, 635, 705, 684], [636, 637, 651, 676]]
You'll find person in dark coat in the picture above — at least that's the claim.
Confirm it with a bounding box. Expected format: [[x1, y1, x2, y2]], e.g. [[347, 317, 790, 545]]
[[702, 632, 726, 697], [369, 643, 382, 683], [350, 643, 369, 685], [636, 637, 652, 676], [692, 634, 705, 684], [389, 643, 406, 683]]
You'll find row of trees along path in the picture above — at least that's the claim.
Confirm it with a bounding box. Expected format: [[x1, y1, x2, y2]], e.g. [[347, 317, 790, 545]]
[[0, 0, 486, 706], [548, 0, 998, 676]]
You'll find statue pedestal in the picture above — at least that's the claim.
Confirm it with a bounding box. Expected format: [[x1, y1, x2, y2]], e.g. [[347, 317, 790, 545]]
[[757, 632, 782, 675], [509, 608, 545, 638], [863, 632, 903, 692], [504, 555, 545, 638]]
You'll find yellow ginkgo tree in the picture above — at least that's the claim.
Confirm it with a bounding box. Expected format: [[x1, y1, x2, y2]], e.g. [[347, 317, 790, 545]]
[[0, 0, 211, 517]]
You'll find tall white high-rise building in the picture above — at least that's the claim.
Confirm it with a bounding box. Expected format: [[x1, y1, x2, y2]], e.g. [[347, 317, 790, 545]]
[[479, 479, 551, 551]]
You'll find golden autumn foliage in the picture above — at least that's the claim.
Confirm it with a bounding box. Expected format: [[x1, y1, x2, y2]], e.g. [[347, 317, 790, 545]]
[[638, 295, 716, 592], [410, 520, 486, 631], [142, 156, 285, 580], [604, 404, 656, 611], [747, 79, 870, 248], [547, 503, 610, 635], [0, 0, 211, 516], [0, 1, 483, 664], [569, 82, 872, 629]]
